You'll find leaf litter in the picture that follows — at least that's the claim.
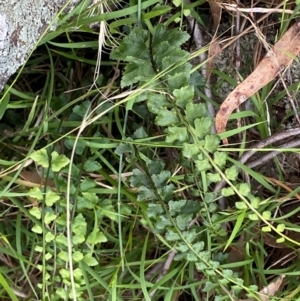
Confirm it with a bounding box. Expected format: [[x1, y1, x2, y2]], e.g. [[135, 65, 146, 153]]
[[215, 19, 300, 143]]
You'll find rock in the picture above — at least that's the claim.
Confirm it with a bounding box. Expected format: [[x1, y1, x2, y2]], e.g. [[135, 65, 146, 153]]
[[0, 0, 80, 91]]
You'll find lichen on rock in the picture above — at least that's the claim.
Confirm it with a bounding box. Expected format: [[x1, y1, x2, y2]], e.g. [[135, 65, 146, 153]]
[[0, 0, 80, 91]]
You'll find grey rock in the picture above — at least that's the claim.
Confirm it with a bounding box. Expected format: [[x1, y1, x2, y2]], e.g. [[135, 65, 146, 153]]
[[0, 0, 80, 91]]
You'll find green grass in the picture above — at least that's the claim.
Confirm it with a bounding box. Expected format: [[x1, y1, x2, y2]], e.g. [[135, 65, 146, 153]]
[[1, 0, 300, 300]]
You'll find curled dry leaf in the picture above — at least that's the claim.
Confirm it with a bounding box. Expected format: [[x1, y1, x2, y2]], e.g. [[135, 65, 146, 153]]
[[237, 275, 285, 301], [215, 20, 300, 144], [258, 274, 285, 301]]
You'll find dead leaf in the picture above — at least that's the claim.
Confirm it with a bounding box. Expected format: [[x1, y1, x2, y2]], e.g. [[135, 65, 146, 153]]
[[207, 39, 222, 81], [265, 177, 300, 201], [237, 275, 285, 301], [0, 159, 33, 178], [20, 170, 55, 187], [208, 0, 222, 30], [206, 1, 223, 81], [258, 275, 285, 301], [215, 20, 300, 144]]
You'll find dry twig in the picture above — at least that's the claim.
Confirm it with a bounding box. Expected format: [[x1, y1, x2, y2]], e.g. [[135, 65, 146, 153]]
[[214, 127, 300, 195]]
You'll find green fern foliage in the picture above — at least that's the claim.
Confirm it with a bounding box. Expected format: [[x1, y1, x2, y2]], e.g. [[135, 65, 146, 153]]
[[112, 25, 263, 300]]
